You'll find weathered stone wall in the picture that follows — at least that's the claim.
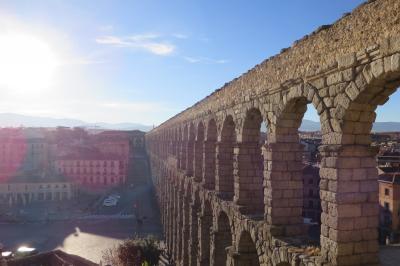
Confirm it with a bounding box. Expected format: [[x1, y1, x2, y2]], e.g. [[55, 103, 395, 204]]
[[147, 0, 400, 265]]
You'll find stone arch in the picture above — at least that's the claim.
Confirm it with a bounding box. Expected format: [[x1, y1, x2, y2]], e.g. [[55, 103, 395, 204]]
[[181, 181, 192, 266], [172, 184, 179, 261], [212, 211, 233, 266], [317, 57, 400, 264], [236, 230, 260, 266], [204, 118, 217, 189], [175, 180, 185, 262], [199, 199, 213, 266], [186, 122, 196, 176], [333, 60, 400, 145], [173, 127, 178, 157], [265, 92, 318, 235], [179, 126, 186, 170], [194, 121, 205, 182], [216, 115, 236, 200], [189, 189, 201, 266], [234, 107, 264, 214]]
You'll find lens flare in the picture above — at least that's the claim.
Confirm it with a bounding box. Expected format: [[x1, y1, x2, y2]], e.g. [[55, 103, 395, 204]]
[[0, 32, 58, 93]]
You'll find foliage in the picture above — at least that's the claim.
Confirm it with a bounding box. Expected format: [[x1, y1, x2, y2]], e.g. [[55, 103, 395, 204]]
[[102, 235, 160, 266]]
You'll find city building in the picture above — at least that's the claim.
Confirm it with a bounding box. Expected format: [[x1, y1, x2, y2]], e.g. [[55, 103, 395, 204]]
[[55, 150, 126, 192], [302, 164, 321, 223], [378, 172, 400, 243], [0, 175, 74, 205], [0, 128, 50, 176]]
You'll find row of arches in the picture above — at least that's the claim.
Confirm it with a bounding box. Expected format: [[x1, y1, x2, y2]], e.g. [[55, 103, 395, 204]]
[[147, 44, 400, 265], [159, 176, 262, 266], [148, 102, 312, 221]]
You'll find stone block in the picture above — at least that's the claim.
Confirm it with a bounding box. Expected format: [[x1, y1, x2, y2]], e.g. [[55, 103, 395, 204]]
[[362, 203, 378, 216], [337, 53, 357, 69], [391, 53, 400, 72], [337, 243, 354, 256], [360, 181, 378, 193], [327, 72, 343, 86], [337, 204, 361, 217], [345, 82, 359, 101], [370, 58, 384, 78], [342, 68, 354, 81], [362, 64, 373, 84]]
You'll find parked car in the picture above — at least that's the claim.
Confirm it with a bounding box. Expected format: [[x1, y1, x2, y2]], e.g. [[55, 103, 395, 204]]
[[15, 246, 38, 257], [103, 197, 117, 207]]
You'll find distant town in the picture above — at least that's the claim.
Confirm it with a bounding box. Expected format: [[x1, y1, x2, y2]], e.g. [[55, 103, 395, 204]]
[[0, 126, 164, 264], [0, 127, 145, 206], [299, 131, 400, 244]]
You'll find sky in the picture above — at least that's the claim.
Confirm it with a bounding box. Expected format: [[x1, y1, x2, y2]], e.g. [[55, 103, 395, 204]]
[[0, 0, 398, 126]]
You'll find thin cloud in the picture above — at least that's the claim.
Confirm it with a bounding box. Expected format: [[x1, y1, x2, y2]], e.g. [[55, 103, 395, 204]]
[[96, 34, 175, 56], [98, 25, 114, 31], [172, 33, 188, 39], [183, 56, 228, 64]]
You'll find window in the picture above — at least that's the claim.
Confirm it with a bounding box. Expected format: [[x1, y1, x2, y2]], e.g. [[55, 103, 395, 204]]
[[308, 189, 313, 197], [384, 202, 390, 210], [308, 179, 313, 185], [385, 188, 390, 196], [38, 193, 44, 200], [308, 200, 314, 208]]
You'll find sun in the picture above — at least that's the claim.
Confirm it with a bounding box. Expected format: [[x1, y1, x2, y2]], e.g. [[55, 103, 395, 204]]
[[0, 32, 59, 93]]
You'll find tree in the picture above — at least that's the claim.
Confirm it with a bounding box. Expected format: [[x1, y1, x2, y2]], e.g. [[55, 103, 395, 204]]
[[102, 236, 160, 266]]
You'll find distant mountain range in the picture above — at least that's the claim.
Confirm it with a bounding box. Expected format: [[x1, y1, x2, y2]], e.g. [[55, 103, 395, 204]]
[[0, 113, 399, 133], [299, 119, 400, 132], [0, 113, 153, 131]]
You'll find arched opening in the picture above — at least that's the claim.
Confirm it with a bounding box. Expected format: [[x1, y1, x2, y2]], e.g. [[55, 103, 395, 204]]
[[173, 128, 178, 157], [265, 96, 312, 237], [216, 115, 236, 200], [236, 231, 260, 266], [179, 126, 186, 170], [172, 185, 179, 261], [317, 65, 400, 264], [199, 200, 212, 266], [194, 122, 205, 182], [190, 191, 201, 266], [213, 211, 232, 266], [235, 108, 264, 214], [375, 91, 400, 246], [186, 123, 195, 176], [297, 102, 323, 242], [204, 119, 217, 189], [182, 184, 192, 266], [175, 181, 185, 262], [167, 130, 172, 157], [168, 183, 174, 254]]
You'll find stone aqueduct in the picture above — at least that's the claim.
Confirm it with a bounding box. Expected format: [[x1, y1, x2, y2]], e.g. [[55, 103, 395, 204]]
[[146, 1, 400, 265]]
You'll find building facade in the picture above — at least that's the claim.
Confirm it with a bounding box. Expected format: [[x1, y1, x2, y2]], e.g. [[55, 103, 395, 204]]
[[0, 176, 74, 205], [378, 172, 400, 242], [302, 165, 321, 223], [55, 154, 126, 191]]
